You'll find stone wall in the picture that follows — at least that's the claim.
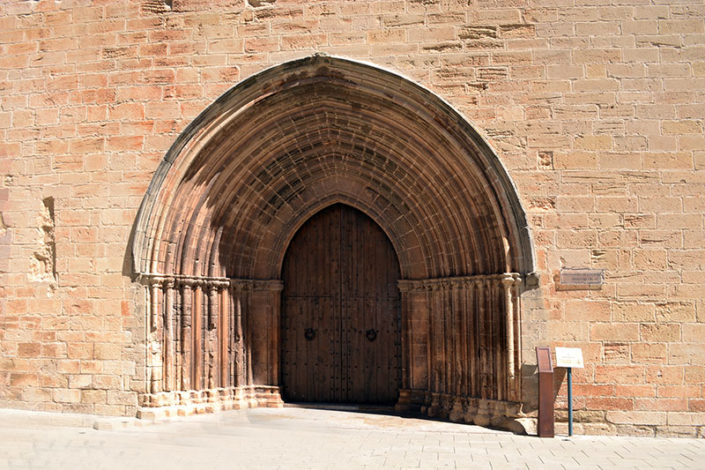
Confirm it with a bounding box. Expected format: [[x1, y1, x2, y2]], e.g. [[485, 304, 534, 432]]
[[0, 0, 703, 437]]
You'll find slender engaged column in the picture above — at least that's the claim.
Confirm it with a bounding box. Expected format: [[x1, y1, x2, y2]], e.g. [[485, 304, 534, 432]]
[[207, 284, 219, 389], [220, 285, 229, 388], [193, 282, 203, 390], [181, 280, 194, 391], [501, 275, 516, 385], [163, 279, 175, 392]]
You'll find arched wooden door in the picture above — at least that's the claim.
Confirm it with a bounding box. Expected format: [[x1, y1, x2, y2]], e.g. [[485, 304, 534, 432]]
[[281, 204, 401, 404]]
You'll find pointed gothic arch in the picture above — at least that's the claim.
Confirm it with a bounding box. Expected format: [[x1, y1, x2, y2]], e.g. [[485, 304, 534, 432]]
[[131, 55, 537, 431]]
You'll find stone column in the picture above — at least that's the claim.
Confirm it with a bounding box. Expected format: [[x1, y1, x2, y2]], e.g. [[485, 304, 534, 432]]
[[207, 283, 219, 389], [397, 281, 429, 411], [192, 281, 203, 390], [249, 280, 283, 386], [147, 276, 164, 395], [180, 279, 194, 391], [163, 278, 175, 392], [219, 284, 229, 389], [230, 280, 248, 388]]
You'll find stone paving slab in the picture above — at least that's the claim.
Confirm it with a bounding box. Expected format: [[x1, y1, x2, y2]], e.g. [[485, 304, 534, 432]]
[[1, 407, 704, 469]]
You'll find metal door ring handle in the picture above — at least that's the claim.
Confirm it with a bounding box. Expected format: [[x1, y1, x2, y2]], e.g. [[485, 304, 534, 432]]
[[366, 329, 377, 342], [304, 328, 316, 341]]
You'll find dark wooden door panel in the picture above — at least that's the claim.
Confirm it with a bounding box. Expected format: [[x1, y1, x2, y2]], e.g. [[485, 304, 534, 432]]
[[281, 204, 400, 404]]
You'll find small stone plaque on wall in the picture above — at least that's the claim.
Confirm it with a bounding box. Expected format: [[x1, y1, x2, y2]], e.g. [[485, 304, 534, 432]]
[[557, 268, 604, 291]]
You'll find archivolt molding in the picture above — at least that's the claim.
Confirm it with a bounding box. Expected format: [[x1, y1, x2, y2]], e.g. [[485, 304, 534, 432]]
[[131, 54, 536, 283]]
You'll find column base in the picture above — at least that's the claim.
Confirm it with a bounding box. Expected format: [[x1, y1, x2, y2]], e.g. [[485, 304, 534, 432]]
[[398, 389, 536, 435], [137, 385, 283, 421]]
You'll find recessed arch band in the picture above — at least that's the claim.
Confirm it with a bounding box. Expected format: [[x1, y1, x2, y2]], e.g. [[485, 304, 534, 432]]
[[131, 55, 536, 282]]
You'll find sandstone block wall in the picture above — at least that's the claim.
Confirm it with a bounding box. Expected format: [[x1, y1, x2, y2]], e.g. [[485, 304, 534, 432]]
[[0, 0, 703, 437]]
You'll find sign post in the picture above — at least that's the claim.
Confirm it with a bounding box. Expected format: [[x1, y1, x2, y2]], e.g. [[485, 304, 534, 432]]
[[535, 347, 554, 438], [567, 366, 573, 437], [555, 347, 584, 437]]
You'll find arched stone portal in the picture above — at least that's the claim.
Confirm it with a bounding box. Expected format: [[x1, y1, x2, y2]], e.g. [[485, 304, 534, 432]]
[[131, 55, 537, 431]]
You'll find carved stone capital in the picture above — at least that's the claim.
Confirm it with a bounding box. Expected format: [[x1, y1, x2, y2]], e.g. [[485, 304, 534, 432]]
[[229, 279, 252, 291], [180, 278, 198, 288], [252, 280, 284, 292], [398, 273, 522, 292], [501, 274, 516, 287]]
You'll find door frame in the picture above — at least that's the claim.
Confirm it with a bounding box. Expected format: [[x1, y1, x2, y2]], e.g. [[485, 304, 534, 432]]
[[279, 203, 402, 404]]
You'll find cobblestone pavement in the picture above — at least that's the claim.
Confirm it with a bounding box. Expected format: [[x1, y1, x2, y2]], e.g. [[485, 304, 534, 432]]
[[1, 407, 703, 469]]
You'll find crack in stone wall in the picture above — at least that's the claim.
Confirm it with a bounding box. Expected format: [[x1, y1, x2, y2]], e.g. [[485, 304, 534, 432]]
[[30, 197, 56, 283], [0, 212, 6, 239]]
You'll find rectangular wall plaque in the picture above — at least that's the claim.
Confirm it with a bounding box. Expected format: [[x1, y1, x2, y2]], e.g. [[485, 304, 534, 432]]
[[558, 268, 604, 290]]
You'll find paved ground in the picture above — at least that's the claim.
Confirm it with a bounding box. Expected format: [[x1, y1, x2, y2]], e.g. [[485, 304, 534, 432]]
[[1, 407, 703, 469]]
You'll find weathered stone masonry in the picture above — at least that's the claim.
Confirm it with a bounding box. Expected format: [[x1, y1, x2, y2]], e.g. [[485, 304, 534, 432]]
[[0, 0, 704, 437]]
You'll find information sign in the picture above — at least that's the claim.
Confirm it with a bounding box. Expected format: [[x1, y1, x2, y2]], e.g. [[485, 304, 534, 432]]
[[555, 347, 584, 369]]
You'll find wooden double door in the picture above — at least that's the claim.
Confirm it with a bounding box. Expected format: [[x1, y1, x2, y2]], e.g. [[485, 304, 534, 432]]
[[281, 204, 401, 404]]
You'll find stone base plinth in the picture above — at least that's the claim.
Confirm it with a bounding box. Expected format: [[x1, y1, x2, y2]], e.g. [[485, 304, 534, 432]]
[[397, 389, 536, 435], [137, 386, 283, 421]]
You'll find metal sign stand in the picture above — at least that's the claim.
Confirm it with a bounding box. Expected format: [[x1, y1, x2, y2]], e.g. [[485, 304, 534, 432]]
[[567, 366, 573, 437], [555, 347, 584, 438]]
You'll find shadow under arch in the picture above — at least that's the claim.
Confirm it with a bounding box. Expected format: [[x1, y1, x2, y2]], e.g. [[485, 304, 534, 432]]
[[130, 54, 538, 433]]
